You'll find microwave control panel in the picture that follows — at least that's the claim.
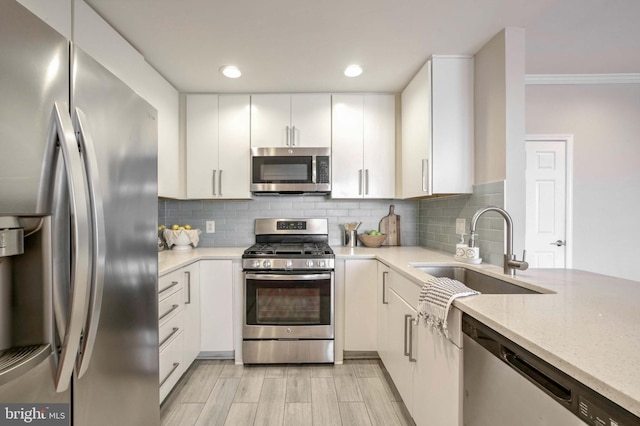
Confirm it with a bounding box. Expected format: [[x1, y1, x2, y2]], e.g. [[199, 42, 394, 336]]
[[317, 156, 330, 183]]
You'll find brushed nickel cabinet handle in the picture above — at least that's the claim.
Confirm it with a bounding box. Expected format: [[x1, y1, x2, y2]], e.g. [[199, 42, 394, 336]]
[[159, 327, 180, 348], [159, 304, 179, 321], [160, 362, 180, 386]]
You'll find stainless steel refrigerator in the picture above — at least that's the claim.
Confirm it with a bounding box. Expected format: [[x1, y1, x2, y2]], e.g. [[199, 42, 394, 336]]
[[0, 1, 159, 425]]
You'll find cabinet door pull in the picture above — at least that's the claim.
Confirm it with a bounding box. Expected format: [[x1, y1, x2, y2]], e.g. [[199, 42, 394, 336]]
[[382, 271, 388, 304], [291, 125, 297, 146], [358, 169, 363, 195], [160, 363, 180, 387], [212, 169, 217, 196], [364, 169, 369, 195], [421, 159, 429, 193], [286, 125, 290, 146], [404, 314, 411, 356], [408, 315, 416, 362], [159, 280, 180, 298], [159, 327, 180, 348], [185, 271, 191, 304], [404, 314, 417, 361], [218, 170, 223, 197], [159, 304, 179, 321]]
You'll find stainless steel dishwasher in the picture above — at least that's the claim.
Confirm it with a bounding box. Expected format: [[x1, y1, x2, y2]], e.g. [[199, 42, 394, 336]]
[[462, 315, 639, 426]]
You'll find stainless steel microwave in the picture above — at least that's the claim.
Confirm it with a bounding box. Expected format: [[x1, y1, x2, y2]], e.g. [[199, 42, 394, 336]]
[[250, 147, 331, 194]]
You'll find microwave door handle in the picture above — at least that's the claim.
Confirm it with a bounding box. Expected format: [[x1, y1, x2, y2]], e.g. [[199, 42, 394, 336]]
[[312, 157, 317, 184], [38, 103, 91, 393], [72, 107, 106, 378]]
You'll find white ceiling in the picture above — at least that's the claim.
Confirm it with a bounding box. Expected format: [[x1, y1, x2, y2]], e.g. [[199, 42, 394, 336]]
[[84, 0, 640, 94]]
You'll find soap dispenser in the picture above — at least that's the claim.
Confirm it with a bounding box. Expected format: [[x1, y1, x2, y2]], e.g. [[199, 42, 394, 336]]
[[455, 233, 468, 257], [454, 218, 468, 258]]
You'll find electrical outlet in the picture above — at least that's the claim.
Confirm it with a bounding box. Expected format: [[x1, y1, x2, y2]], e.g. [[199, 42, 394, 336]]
[[456, 218, 466, 235], [206, 221, 215, 233]]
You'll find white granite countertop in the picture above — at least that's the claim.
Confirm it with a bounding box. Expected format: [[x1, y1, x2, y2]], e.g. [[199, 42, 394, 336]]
[[158, 246, 640, 417]]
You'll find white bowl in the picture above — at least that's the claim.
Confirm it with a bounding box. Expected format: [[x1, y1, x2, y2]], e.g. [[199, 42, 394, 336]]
[[172, 230, 192, 250]]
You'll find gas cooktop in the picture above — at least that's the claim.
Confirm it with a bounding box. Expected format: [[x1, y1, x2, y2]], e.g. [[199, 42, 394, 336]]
[[242, 218, 335, 271]]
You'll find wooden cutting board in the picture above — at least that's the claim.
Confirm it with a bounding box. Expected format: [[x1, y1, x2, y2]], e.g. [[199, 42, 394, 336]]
[[379, 205, 401, 246]]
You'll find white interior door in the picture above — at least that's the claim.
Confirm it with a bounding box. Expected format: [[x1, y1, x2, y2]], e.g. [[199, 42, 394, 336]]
[[525, 137, 572, 268]]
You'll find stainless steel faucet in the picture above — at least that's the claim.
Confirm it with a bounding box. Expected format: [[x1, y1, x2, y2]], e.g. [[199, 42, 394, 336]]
[[469, 206, 529, 276]]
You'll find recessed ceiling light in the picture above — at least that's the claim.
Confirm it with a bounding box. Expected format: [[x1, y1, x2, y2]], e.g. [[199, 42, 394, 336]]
[[344, 64, 363, 77], [220, 65, 241, 79]]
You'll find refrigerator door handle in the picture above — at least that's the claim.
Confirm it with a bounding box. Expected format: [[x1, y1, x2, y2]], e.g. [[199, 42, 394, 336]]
[[73, 107, 106, 378], [37, 103, 92, 392]]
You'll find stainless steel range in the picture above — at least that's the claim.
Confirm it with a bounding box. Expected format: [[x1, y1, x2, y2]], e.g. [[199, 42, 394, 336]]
[[242, 218, 335, 364]]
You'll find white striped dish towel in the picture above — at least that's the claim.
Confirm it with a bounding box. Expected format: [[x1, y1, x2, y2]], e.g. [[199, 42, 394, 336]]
[[417, 277, 480, 337]]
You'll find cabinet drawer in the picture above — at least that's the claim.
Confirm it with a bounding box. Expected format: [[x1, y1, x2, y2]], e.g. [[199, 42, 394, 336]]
[[159, 269, 184, 301], [159, 307, 184, 351], [159, 288, 184, 326], [388, 270, 421, 309], [159, 330, 184, 402]]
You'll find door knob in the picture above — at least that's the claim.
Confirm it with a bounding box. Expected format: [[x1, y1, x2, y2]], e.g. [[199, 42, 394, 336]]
[[550, 240, 566, 246]]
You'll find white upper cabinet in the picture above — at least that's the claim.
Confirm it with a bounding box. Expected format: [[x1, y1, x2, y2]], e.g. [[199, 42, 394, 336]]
[[400, 56, 474, 198], [186, 94, 251, 199], [251, 94, 331, 147], [332, 94, 396, 198]]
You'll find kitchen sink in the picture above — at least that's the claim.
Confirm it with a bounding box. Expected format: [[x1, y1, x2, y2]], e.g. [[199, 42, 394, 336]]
[[409, 264, 541, 294]]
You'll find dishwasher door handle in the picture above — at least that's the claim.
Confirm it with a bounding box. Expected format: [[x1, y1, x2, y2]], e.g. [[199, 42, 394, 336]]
[[500, 346, 571, 402]]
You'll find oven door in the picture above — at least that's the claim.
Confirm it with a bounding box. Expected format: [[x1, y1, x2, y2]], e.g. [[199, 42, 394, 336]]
[[244, 272, 334, 339]]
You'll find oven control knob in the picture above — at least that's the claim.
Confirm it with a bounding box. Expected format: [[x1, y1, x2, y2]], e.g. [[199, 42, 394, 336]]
[[285, 260, 293, 268], [263, 260, 271, 269], [318, 260, 326, 268], [306, 259, 314, 267], [252, 260, 260, 268]]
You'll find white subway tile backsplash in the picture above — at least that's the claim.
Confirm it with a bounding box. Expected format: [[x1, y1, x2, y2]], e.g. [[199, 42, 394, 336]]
[[158, 196, 419, 247]]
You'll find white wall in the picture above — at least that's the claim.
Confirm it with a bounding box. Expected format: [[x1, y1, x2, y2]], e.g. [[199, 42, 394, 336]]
[[474, 28, 527, 252], [16, 0, 182, 199], [474, 31, 506, 184], [526, 83, 640, 281], [16, 0, 71, 38], [74, 0, 181, 199]]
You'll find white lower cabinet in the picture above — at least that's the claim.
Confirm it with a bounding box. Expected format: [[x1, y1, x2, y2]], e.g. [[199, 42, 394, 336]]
[[158, 269, 187, 403], [377, 262, 390, 365], [378, 268, 463, 425], [344, 259, 378, 351], [159, 328, 184, 403], [199, 260, 234, 354], [385, 287, 417, 413], [158, 262, 201, 403], [413, 319, 463, 426]]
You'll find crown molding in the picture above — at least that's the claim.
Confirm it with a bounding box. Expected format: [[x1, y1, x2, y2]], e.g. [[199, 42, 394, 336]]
[[525, 73, 640, 85]]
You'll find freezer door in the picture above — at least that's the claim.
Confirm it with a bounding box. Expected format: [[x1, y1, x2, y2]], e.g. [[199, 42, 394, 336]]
[[0, 0, 71, 414], [71, 47, 160, 426], [0, 1, 69, 214]]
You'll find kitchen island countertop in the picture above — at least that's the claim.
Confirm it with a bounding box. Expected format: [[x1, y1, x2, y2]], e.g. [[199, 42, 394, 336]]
[[159, 245, 640, 417]]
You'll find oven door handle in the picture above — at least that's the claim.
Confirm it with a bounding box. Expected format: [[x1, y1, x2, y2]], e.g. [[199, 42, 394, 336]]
[[245, 273, 332, 281]]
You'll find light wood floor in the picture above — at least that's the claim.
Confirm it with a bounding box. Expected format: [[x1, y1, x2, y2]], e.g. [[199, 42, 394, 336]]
[[161, 359, 415, 426]]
